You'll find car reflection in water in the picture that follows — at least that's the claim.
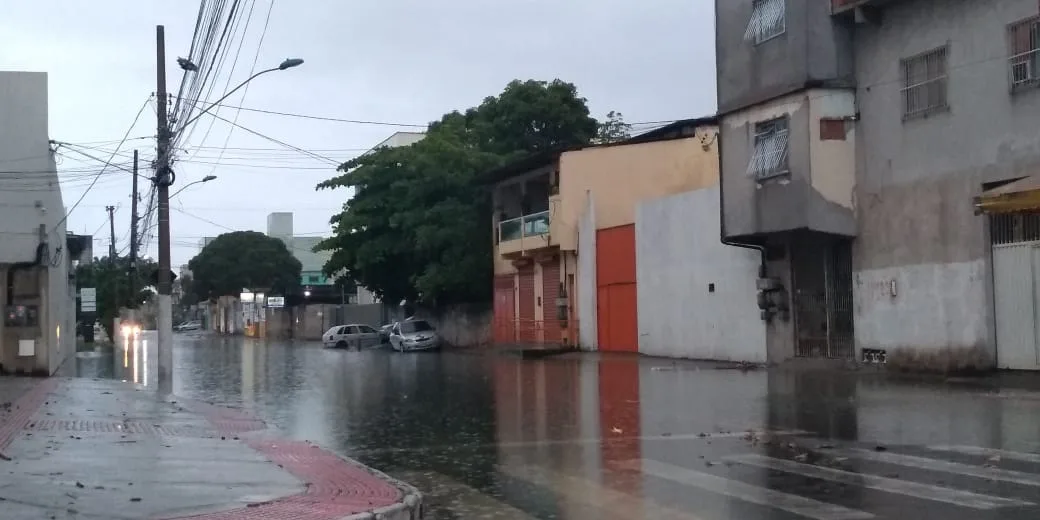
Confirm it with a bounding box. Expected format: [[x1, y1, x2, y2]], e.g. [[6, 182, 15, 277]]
[[120, 328, 148, 387]]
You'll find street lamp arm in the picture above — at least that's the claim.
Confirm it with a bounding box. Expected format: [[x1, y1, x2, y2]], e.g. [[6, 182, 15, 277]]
[[177, 67, 280, 131], [169, 175, 217, 199]]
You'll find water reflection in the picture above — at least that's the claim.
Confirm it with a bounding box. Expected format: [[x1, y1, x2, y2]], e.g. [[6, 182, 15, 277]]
[[73, 336, 1040, 519]]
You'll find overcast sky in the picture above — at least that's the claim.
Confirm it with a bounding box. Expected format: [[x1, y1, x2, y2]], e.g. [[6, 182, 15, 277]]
[[0, 0, 716, 267]]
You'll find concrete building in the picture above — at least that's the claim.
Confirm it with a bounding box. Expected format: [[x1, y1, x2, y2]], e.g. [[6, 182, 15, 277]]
[[0, 71, 76, 375], [715, 0, 1040, 369], [265, 212, 333, 288], [484, 119, 765, 360]]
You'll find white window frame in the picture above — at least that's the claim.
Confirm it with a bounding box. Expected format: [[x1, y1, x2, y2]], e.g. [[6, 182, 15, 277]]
[[1008, 16, 1040, 93], [900, 45, 949, 121], [744, 0, 786, 45], [746, 117, 790, 181]]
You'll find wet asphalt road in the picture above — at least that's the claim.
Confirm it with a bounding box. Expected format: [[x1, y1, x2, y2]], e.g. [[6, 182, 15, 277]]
[[74, 332, 1040, 519]]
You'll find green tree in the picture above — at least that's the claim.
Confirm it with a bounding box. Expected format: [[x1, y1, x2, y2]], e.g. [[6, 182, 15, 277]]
[[594, 110, 632, 144], [316, 79, 598, 305], [187, 231, 301, 301], [75, 256, 156, 341]]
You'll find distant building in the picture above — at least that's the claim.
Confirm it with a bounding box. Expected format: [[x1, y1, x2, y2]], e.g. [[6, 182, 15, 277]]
[[368, 131, 425, 151], [265, 212, 333, 288]]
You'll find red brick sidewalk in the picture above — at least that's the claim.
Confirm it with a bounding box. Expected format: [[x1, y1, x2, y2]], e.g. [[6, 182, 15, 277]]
[[0, 378, 424, 520]]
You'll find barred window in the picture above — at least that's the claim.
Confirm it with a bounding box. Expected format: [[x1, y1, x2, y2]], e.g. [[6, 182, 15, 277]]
[[1008, 16, 1040, 92], [747, 117, 790, 180], [900, 45, 949, 120], [745, 0, 785, 45]]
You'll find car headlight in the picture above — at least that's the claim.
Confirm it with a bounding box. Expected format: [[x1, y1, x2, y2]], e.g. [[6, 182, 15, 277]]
[[121, 325, 131, 337], [132, 325, 141, 335]]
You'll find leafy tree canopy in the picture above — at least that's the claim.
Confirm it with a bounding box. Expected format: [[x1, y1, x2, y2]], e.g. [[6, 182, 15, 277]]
[[187, 231, 301, 301], [594, 110, 633, 144], [75, 256, 156, 341], [316, 79, 600, 306]]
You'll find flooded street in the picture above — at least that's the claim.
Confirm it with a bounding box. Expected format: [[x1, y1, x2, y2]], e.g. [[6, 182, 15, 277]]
[[73, 332, 1040, 519]]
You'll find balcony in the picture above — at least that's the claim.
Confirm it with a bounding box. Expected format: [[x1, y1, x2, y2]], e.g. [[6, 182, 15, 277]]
[[497, 210, 552, 256]]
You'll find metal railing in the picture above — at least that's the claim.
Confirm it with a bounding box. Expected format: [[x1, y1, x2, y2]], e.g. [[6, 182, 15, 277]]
[[492, 318, 578, 346], [498, 210, 550, 243], [1009, 17, 1040, 92], [900, 45, 949, 120]]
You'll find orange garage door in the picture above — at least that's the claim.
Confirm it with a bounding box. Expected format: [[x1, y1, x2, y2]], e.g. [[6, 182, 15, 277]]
[[596, 225, 637, 352]]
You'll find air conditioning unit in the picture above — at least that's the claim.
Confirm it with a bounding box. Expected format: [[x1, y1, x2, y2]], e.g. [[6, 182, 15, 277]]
[[1012, 60, 1033, 85]]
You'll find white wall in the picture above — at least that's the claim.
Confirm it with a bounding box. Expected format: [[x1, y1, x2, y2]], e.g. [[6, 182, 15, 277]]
[[0, 71, 73, 374], [576, 191, 597, 350], [635, 186, 766, 362]]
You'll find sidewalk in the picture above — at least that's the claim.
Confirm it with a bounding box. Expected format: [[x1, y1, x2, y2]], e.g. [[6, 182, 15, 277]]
[[0, 377, 423, 520]]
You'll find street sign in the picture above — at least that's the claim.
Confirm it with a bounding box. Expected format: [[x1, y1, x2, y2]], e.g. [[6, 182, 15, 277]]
[[266, 296, 285, 308], [81, 288, 97, 312]]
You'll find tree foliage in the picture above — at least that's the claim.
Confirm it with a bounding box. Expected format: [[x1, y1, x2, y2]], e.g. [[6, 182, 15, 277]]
[[594, 110, 632, 144], [316, 79, 600, 305], [75, 256, 156, 341], [187, 231, 301, 301]]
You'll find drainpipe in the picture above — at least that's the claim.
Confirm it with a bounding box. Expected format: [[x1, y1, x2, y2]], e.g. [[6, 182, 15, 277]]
[[717, 131, 767, 278]]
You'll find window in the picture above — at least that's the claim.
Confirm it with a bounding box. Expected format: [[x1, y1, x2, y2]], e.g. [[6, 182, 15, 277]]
[[746, 117, 790, 180], [745, 0, 785, 44], [900, 45, 949, 120], [307, 275, 320, 283], [358, 325, 377, 333], [1009, 16, 1040, 92], [400, 320, 434, 334], [346, 326, 359, 334]]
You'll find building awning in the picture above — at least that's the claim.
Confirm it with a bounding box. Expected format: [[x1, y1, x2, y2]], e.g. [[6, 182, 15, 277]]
[[974, 176, 1040, 214]]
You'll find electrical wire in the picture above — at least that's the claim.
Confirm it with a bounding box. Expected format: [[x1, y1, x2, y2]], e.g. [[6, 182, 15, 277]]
[[197, 109, 341, 165], [50, 98, 151, 234]]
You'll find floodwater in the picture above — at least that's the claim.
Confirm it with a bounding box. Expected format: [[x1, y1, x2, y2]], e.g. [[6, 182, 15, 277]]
[[74, 332, 1040, 519]]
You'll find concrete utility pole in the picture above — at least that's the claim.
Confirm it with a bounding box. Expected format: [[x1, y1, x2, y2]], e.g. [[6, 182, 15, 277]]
[[128, 150, 139, 304], [105, 205, 116, 259], [155, 25, 174, 386]]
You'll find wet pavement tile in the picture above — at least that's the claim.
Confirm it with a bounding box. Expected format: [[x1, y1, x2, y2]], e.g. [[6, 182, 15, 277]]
[[64, 331, 1040, 519]]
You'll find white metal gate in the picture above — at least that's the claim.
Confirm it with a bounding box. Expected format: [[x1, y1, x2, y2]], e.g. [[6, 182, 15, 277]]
[[992, 213, 1040, 370]]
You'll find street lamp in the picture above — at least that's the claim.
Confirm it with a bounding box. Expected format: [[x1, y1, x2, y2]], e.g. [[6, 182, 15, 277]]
[[169, 175, 216, 199], [154, 24, 303, 391], [177, 58, 305, 130]]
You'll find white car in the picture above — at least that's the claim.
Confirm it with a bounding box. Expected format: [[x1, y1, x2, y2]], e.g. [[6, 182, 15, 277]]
[[323, 324, 382, 349], [175, 320, 202, 332], [388, 319, 440, 352]]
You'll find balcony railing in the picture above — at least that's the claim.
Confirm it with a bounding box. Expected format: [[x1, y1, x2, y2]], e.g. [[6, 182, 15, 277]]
[[498, 210, 550, 243]]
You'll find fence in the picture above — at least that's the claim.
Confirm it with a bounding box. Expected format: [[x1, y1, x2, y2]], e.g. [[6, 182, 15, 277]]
[[492, 318, 579, 347]]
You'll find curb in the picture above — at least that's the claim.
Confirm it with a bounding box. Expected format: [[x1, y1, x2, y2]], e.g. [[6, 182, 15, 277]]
[[338, 459, 424, 520]]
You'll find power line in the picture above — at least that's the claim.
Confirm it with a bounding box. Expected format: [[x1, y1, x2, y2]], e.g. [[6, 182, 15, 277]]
[[194, 108, 341, 165], [51, 98, 152, 233]]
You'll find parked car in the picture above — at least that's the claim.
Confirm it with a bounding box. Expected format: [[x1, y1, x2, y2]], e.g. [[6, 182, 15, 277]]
[[388, 319, 440, 352], [174, 321, 202, 332], [323, 324, 382, 349]]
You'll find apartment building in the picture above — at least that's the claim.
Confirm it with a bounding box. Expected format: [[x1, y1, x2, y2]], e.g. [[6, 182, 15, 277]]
[[716, 0, 1040, 369]]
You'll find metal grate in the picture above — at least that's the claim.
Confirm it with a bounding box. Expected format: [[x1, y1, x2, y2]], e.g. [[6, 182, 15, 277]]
[[991, 212, 1040, 245], [747, 117, 790, 180], [745, 0, 786, 44], [1008, 17, 1040, 92], [900, 45, 949, 120], [791, 238, 854, 360]]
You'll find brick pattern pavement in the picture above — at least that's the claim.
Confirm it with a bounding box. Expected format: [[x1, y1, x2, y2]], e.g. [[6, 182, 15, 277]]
[[0, 379, 413, 520], [0, 378, 57, 454]]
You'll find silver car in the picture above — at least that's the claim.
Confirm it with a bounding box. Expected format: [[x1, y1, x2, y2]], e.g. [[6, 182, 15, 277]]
[[323, 324, 382, 349], [388, 319, 440, 352]]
